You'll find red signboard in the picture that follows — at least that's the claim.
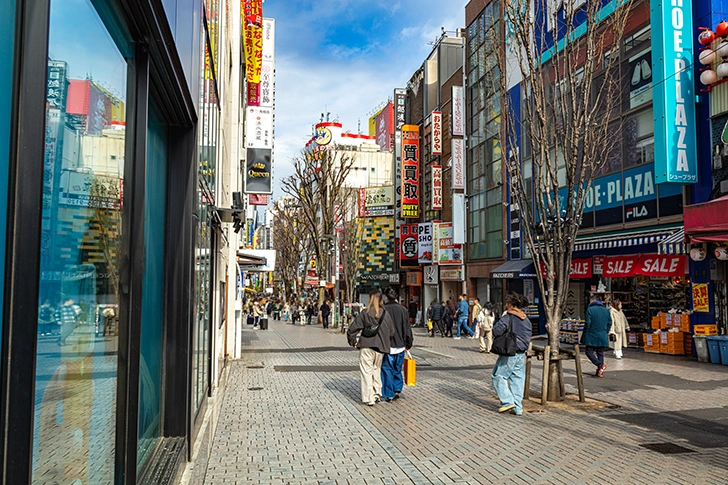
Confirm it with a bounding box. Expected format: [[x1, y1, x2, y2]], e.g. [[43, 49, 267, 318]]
[[540, 258, 592, 280], [432, 165, 442, 210], [401, 125, 420, 218], [249, 194, 268, 205], [431, 111, 442, 155], [603, 254, 686, 278], [400, 223, 419, 263], [375, 102, 394, 152]]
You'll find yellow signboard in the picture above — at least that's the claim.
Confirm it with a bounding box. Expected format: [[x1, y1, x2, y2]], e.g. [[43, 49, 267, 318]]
[[692, 283, 709, 313]]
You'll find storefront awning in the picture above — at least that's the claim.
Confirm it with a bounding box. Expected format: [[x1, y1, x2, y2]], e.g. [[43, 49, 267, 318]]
[[685, 195, 728, 242], [658, 228, 686, 255], [491, 260, 537, 279], [573, 227, 676, 253]]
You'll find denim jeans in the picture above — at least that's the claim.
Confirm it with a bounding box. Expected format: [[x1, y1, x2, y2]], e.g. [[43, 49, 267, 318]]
[[491, 353, 526, 414], [456, 316, 474, 337], [380, 352, 405, 399], [586, 346, 604, 368]]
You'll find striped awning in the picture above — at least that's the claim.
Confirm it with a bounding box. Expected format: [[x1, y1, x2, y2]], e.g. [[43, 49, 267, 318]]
[[658, 228, 687, 255], [573, 228, 676, 253]]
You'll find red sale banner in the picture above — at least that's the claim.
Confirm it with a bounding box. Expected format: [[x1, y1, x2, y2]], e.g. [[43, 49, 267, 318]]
[[637, 254, 686, 277], [540, 258, 592, 279], [602, 255, 640, 278]]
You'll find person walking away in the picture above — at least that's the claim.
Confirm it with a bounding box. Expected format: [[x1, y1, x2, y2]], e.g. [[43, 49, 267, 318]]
[[455, 294, 474, 339], [491, 293, 533, 415], [56, 298, 79, 345], [471, 297, 483, 338], [609, 299, 630, 359], [443, 301, 454, 338], [347, 290, 393, 406], [321, 300, 331, 329], [253, 299, 262, 329], [283, 302, 290, 322], [38, 299, 54, 336], [478, 302, 496, 353], [408, 299, 418, 327], [381, 287, 414, 401], [305, 302, 314, 325], [582, 294, 613, 377], [429, 299, 444, 337]]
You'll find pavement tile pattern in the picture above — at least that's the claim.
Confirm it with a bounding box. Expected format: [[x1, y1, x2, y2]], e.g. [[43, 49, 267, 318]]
[[202, 320, 728, 484]]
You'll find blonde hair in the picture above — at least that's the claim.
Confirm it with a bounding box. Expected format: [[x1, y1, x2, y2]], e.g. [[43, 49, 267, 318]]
[[367, 290, 383, 318]]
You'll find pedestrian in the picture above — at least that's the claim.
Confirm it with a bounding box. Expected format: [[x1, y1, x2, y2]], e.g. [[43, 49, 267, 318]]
[[273, 301, 281, 321], [305, 301, 314, 325], [408, 299, 418, 327], [478, 302, 496, 353], [381, 287, 413, 402], [582, 294, 613, 377], [347, 290, 393, 406], [428, 299, 444, 337], [38, 299, 54, 336], [455, 294, 474, 339], [491, 292, 533, 416], [253, 299, 262, 329], [321, 300, 331, 329], [56, 297, 78, 345], [609, 299, 630, 359], [443, 300, 454, 338], [471, 297, 483, 337], [283, 302, 291, 322]]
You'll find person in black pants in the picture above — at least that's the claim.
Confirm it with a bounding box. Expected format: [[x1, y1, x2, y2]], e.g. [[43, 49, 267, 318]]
[[442, 300, 454, 337], [428, 299, 444, 337], [320, 300, 331, 329]]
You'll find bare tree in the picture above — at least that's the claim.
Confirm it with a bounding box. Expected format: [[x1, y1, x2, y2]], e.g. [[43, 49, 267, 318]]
[[271, 198, 313, 302], [338, 188, 365, 308], [280, 145, 357, 309], [495, 0, 634, 399]]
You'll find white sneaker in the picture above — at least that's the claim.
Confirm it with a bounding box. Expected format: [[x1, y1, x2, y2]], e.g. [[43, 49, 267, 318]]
[[631, 62, 641, 86], [641, 59, 652, 80], [453, 336, 461, 340]]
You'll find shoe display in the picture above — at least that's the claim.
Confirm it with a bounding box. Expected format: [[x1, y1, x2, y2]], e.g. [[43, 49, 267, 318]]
[[631, 62, 641, 86], [640, 59, 651, 80], [498, 404, 516, 413]]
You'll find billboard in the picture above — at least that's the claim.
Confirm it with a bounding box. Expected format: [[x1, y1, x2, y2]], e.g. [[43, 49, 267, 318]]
[[651, 0, 696, 184], [451, 86, 464, 136], [358, 186, 395, 217], [242, 0, 263, 84], [431, 111, 442, 155], [375, 102, 394, 152], [260, 19, 275, 108], [417, 222, 433, 263], [432, 222, 463, 265], [249, 194, 269, 205], [401, 124, 420, 218], [451, 138, 465, 189], [432, 165, 442, 210], [399, 223, 418, 264], [245, 147, 272, 194]]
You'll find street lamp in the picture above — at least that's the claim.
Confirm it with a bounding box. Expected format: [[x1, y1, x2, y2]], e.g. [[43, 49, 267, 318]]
[[321, 234, 340, 328]]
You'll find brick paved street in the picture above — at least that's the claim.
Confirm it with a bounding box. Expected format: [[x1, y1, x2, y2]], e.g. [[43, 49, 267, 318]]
[[201, 319, 728, 484]]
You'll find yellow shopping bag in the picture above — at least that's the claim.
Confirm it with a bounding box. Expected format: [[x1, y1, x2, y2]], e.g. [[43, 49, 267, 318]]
[[427, 319, 433, 331], [404, 350, 416, 386]]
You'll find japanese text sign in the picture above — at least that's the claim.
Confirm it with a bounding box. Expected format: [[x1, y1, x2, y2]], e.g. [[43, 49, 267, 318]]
[[401, 124, 420, 218], [431, 111, 442, 155], [432, 165, 442, 210], [692, 283, 709, 313], [433, 222, 462, 265], [451, 138, 464, 190], [399, 223, 419, 263], [451, 86, 464, 137]]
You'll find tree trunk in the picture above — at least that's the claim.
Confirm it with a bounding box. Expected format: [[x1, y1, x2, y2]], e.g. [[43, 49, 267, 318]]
[[546, 314, 564, 401]]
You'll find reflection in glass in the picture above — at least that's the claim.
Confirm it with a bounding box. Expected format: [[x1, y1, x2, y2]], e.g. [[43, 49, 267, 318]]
[[32, 1, 127, 482]]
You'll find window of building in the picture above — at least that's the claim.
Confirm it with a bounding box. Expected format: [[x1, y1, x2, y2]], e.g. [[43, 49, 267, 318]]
[[624, 108, 654, 168]]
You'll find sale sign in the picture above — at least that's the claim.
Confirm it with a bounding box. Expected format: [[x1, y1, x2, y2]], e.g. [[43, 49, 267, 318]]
[[637, 254, 686, 277], [692, 283, 709, 312], [432, 165, 442, 210], [540, 258, 592, 279], [431, 111, 442, 155], [602, 255, 640, 278], [401, 125, 420, 218]]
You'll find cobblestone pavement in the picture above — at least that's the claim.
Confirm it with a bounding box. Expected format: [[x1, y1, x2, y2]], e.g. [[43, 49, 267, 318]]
[[203, 320, 728, 484]]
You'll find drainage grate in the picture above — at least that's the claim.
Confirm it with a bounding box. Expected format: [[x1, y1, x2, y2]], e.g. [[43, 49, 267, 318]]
[[248, 387, 264, 391], [640, 442, 695, 454]]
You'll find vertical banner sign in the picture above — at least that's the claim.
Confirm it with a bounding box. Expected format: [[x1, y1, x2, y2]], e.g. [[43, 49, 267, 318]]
[[451, 138, 465, 189], [394, 88, 407, 232], [432, 165, 442, 210], [242, 0, 263, 85], [418, 222, 433, 263], [452, 193, 466, 245], [260, 19, 275, 109], [401, 124, 420, 218], [692, 283, 709, 312], [651, 0, 697, 184], [431, 111, 442, 155], [451, 86, 464, 136]]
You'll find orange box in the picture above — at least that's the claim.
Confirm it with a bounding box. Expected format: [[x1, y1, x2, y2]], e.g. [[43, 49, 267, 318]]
[[652, 316, 661, 330], [644, 334, 660, 353], [660, 313, 667, 327]]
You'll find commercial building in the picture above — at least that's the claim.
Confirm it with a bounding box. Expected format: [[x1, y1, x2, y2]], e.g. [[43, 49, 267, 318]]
[[0, 0, 253, 482]]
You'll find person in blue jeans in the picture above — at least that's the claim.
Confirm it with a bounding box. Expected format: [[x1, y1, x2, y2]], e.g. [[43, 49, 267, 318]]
[[381, 287, 413, 401], [491, 292, 533, 416], [455, 294, 474, 339]]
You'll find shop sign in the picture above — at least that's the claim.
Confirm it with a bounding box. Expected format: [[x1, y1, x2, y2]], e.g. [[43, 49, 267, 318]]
[[593, 256, 604, 275], [651, 0, 697, 184], [399, 223, 418, 264], [358, 186, 395, 217], [692, 283, 709, 312], [431, 111, 442, 155], [424, 265, 439, 285], [432, 165, 442, 210], [401, 124, 420, 218], [451, 138, 465, 189], [394, 88, 407, 229], [540, 258, 592, 279], [244, 147, 272, 194], [417, 222, 433, 263], [602, 254, 686, 278], [432, 222, 463, 265], [360, 273, 399, 283], [451, 86, 465, 136], [440, 266, 464, 281], [406, 272, 422, 286], [628, 48, 652, 109]]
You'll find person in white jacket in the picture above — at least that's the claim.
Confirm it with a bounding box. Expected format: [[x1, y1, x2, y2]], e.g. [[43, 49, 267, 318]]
[[609, 299, 630, 359], [478, 301, 496, 353]]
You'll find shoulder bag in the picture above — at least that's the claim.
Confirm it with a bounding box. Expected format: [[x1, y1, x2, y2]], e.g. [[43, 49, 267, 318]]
[[361, 309, 386, 338], [491, 315, 518, 356]]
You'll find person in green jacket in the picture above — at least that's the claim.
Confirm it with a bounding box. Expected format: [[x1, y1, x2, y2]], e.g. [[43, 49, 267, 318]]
[[581, 294, 613, 378]]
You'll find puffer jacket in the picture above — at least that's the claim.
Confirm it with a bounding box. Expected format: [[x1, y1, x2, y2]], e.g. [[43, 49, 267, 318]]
[[430, 303, 443, 321], [347, 309, 393, 354]]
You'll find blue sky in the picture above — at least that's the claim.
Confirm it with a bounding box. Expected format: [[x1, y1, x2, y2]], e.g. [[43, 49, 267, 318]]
[[264, 0, 469, 199]]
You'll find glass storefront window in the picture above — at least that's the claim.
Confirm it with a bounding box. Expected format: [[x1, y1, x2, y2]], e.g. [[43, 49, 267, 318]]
[[32, 1, 128, 482]]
